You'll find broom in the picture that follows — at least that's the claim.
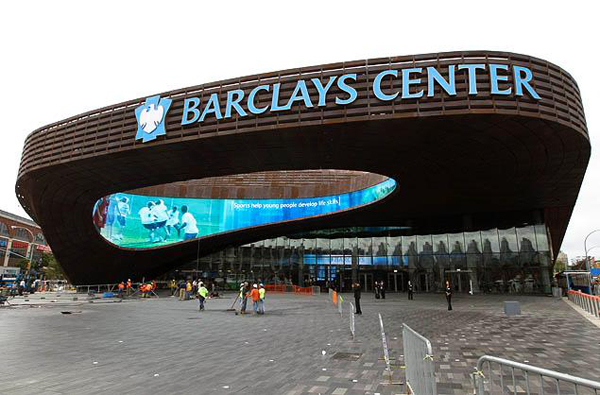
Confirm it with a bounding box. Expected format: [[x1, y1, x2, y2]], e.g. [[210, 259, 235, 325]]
[[227, 294, 239, 313]]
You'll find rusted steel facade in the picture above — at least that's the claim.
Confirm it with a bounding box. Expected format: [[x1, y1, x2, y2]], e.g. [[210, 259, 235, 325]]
[[16, 51, 590, 284]]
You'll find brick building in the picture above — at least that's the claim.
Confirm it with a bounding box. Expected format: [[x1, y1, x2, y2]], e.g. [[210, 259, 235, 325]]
[[0, 209, 50, 270]]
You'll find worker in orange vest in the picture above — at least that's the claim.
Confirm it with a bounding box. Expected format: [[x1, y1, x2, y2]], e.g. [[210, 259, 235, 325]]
[[250, 284, 260, 315], [117, 281, 125, 298], [126, 279, 132, 296]]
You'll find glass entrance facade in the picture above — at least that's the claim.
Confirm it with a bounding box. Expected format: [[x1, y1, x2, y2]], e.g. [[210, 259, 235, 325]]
[[186, 222, 553, 294]]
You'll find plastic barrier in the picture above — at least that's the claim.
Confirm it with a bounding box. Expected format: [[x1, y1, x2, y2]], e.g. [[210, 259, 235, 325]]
[[292, 285, 313, 295], [264, 285, 286, 293], [567, 289, 600, 318], [263, 284, 315, 295]]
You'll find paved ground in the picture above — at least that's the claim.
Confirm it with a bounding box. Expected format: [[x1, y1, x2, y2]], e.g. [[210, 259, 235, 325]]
[[1, 291, 599, 394]]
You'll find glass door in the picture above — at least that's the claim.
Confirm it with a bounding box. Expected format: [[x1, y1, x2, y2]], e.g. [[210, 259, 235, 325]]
[[360, 273, 373, 292]]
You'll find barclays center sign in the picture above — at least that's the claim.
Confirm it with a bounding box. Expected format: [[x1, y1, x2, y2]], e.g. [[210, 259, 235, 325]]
[[135, 63, 541, 143]]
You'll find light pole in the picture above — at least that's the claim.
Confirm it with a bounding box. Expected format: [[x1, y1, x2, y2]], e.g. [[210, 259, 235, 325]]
[[10, 225, 35, 240], [584, 229, 600, 285], [10, 226, 36, 283], [584, 245, 600, 270], [10, 225, 36, 259]]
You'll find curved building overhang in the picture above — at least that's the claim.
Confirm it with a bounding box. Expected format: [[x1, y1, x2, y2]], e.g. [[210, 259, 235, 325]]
[[16, 51, 590, 284]]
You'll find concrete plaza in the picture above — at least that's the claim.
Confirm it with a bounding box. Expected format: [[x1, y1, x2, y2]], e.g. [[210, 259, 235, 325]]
[[1, 292, 599, 394]]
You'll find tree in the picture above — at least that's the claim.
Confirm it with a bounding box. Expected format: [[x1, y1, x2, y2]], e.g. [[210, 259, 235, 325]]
[[554, 259, 566, 273], [40, 253, 65, 280], [17, 258, 30, 271], [554, 250, 568, 273]]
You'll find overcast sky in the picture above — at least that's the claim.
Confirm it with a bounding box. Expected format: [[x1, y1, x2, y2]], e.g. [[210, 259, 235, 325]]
[[1, 1, 598, 261]]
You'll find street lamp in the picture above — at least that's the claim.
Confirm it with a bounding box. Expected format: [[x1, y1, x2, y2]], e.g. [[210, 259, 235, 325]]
[[10, 225, 35, 242], [10, 225, 36, 261], [584, 229, 600, 285], [585, 245, 600, 268]]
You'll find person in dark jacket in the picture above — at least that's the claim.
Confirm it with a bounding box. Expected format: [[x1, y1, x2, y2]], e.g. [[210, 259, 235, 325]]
[[408, 280, 414, 300], [353, 282, 362, 314], [380, 281, 386, 299], [445, 280, 453, 310]]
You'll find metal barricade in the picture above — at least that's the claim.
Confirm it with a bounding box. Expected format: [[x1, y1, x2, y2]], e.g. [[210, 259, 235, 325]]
[[349, 302, 355, 339], [75, 284, 114, 294], [378, 314, 393, 384], [402, 323, 437, 395], [568, 290, 600, 318], [472, 355, 600, 394]]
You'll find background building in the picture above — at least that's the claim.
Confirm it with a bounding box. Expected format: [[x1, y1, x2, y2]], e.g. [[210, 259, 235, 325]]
[[0, 209, 50, 269]]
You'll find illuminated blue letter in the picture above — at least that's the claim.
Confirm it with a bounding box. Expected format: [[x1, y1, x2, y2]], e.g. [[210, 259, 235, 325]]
[[199, 93, 223, 122], [181, 97, 200, 125], [401, 68, 423, 99], [373, 70, 399, 101], [457, 64, 486, 95], [489, 64, 512, 95], [427, 65, 456, 97], [224, 89, 248, 118], [286, 80, 314, 109], [311, 76, 337, 107], [248, 85, 270, 115], [271, 83, 287, 112], [513, 66, 541, 100], [335, 74, 357, 105]]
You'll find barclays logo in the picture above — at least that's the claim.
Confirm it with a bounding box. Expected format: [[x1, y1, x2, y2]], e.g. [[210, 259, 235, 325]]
[[135, 95, 172, 143]]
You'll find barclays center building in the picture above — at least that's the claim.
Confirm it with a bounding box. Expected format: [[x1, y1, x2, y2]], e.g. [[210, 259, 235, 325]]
[[16, 51, 590, 294]]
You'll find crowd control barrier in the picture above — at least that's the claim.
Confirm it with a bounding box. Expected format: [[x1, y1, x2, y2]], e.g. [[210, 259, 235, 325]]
[[567, 289, 600, 318], [263, 284, 316, 295], [472, 355, 600, 394], [349, 302, 355, 339], [75, 283, 119, 294], [403, 323, 437, 395]]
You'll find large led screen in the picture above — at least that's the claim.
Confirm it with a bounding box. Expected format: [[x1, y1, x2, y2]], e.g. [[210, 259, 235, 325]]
[[92, 178, 396, 249]]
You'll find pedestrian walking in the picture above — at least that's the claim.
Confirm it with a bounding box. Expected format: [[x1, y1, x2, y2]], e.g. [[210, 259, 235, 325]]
[[374, 281, 380, 299], [258, 283, 266, 314], [198, 282, 208, 311], [250, 284, 260, 314], [408, 280, 414, 300], [445, 280, 453, 310], [353, 282, 362, 314], [380, 281, 386, 299]]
